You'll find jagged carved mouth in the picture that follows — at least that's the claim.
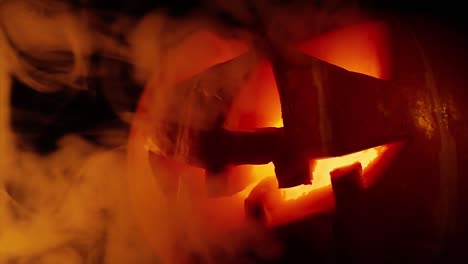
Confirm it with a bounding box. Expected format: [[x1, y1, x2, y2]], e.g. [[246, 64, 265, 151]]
[[145, 138, 407, 228], [243, 139, 407, 227]]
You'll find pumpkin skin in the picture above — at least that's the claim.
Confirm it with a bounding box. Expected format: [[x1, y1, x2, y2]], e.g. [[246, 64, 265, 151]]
[[127, 16, 468, 264]]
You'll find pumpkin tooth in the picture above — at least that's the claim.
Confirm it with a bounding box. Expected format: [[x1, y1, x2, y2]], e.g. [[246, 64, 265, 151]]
[[330, 162, 363, 183], [330, 162, 364, 195]]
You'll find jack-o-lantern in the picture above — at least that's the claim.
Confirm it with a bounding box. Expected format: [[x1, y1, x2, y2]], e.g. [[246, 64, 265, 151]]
[[127, 13, 468, 264]]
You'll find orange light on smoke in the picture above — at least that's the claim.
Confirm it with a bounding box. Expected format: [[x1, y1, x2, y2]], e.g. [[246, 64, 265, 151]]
[[296, 21, 392, 79]]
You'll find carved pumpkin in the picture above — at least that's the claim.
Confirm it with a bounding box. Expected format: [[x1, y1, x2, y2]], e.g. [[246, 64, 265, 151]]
[[127, 15, 468, 264]]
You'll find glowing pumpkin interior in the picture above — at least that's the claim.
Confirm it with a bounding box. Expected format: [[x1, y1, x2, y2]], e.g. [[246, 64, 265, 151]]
[[217, 21, 396, 225], [127, 20, 402, 261]]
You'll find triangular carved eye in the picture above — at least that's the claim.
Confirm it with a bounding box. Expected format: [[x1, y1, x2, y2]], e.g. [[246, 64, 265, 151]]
[[294, 21, 392, 80]]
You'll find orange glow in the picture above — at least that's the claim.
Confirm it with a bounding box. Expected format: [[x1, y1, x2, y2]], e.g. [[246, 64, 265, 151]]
[[231, 21, 394, 204], [226, 46, 392, 202], [236, 89, 388, 202], [296, 21, 392, 79], [127, 21, 399, 260], [245, 140, 405, 227], [246, 144, 388, 202], [281, 144, 388, 201], [224, 61, 282, 130], [171, 30, 249, 82]]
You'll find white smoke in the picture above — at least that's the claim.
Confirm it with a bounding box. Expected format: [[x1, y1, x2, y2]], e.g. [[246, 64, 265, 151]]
[[0, 0, 366, 263], [0, 1, 164, 263]]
